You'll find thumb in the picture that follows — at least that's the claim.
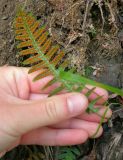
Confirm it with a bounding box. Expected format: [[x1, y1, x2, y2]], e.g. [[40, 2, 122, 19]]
[[11, 93, 88, 135]]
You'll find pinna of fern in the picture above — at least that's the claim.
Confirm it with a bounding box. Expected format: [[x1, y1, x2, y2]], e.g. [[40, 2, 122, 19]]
[[14, 8, 123, 136]]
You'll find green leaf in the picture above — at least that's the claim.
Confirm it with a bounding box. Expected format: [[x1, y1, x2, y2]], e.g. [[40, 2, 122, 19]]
[[59, 70, 123, 96], [85, 87, 96, 97], [48, 85, 65, 97], [74, 85, 85, 92], [92, 106, 109, 138], [57, 146, 80, 160], [42, 78, 57, 90], [87, 96, 101, 113], [72, 147, 80, 155]]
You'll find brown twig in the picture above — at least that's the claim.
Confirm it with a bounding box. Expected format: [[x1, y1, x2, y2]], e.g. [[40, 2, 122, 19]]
[[98, 0, 105, 33], [105, 0, 118, 30], [82, 0, 90, 32]]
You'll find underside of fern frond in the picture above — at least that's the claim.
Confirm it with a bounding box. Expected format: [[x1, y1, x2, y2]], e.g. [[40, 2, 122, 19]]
[[15, 10, 68, 82], [15, 8, 123, 137], [15, 8, 123, 102], [15, 9, 86, 96]]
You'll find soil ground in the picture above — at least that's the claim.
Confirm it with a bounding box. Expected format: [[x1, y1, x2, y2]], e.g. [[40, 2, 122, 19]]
[[0, 0, 123, 160]]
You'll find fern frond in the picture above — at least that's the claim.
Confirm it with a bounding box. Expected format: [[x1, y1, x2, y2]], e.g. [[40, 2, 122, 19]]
[[28, 62, 47, 73], [46, 45, 60, 59], [60, 60, 69, 69], [20, 48, 35, 55], [42, 78, 57, 90], [23, 55, 41, 64], [17, 40, 33, 48], [87, 96, 101, 113], [34, 26, 46, 39], [33, 70, 52, 81], [15, 8, 123, 138], [49, 85, 65, 97], [15, 9, 67, 86], [85, 87, 96, 97]]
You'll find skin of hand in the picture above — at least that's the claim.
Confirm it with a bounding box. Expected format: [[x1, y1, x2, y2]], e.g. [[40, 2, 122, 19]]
[[0, 66, 112, 156]]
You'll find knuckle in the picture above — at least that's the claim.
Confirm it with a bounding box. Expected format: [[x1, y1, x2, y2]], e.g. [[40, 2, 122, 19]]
[[45, 100, 58, 119]]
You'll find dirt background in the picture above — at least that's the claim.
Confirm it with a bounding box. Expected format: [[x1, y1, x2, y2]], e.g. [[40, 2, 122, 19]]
[[0, 0, 123, 160]]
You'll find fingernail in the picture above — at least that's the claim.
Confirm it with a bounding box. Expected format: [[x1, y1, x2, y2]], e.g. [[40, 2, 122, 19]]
[[67, 93, 88, 115]]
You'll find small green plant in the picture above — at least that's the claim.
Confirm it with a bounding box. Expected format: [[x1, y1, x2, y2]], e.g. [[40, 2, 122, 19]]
[[88, 25, 97, 38], [84, 66, 94, 77], [14, 8, 123, 160], [57, 146, 81, 160]]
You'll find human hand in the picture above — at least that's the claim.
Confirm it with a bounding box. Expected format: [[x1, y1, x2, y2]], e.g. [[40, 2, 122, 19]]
[[0, 66, 112, 156]]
